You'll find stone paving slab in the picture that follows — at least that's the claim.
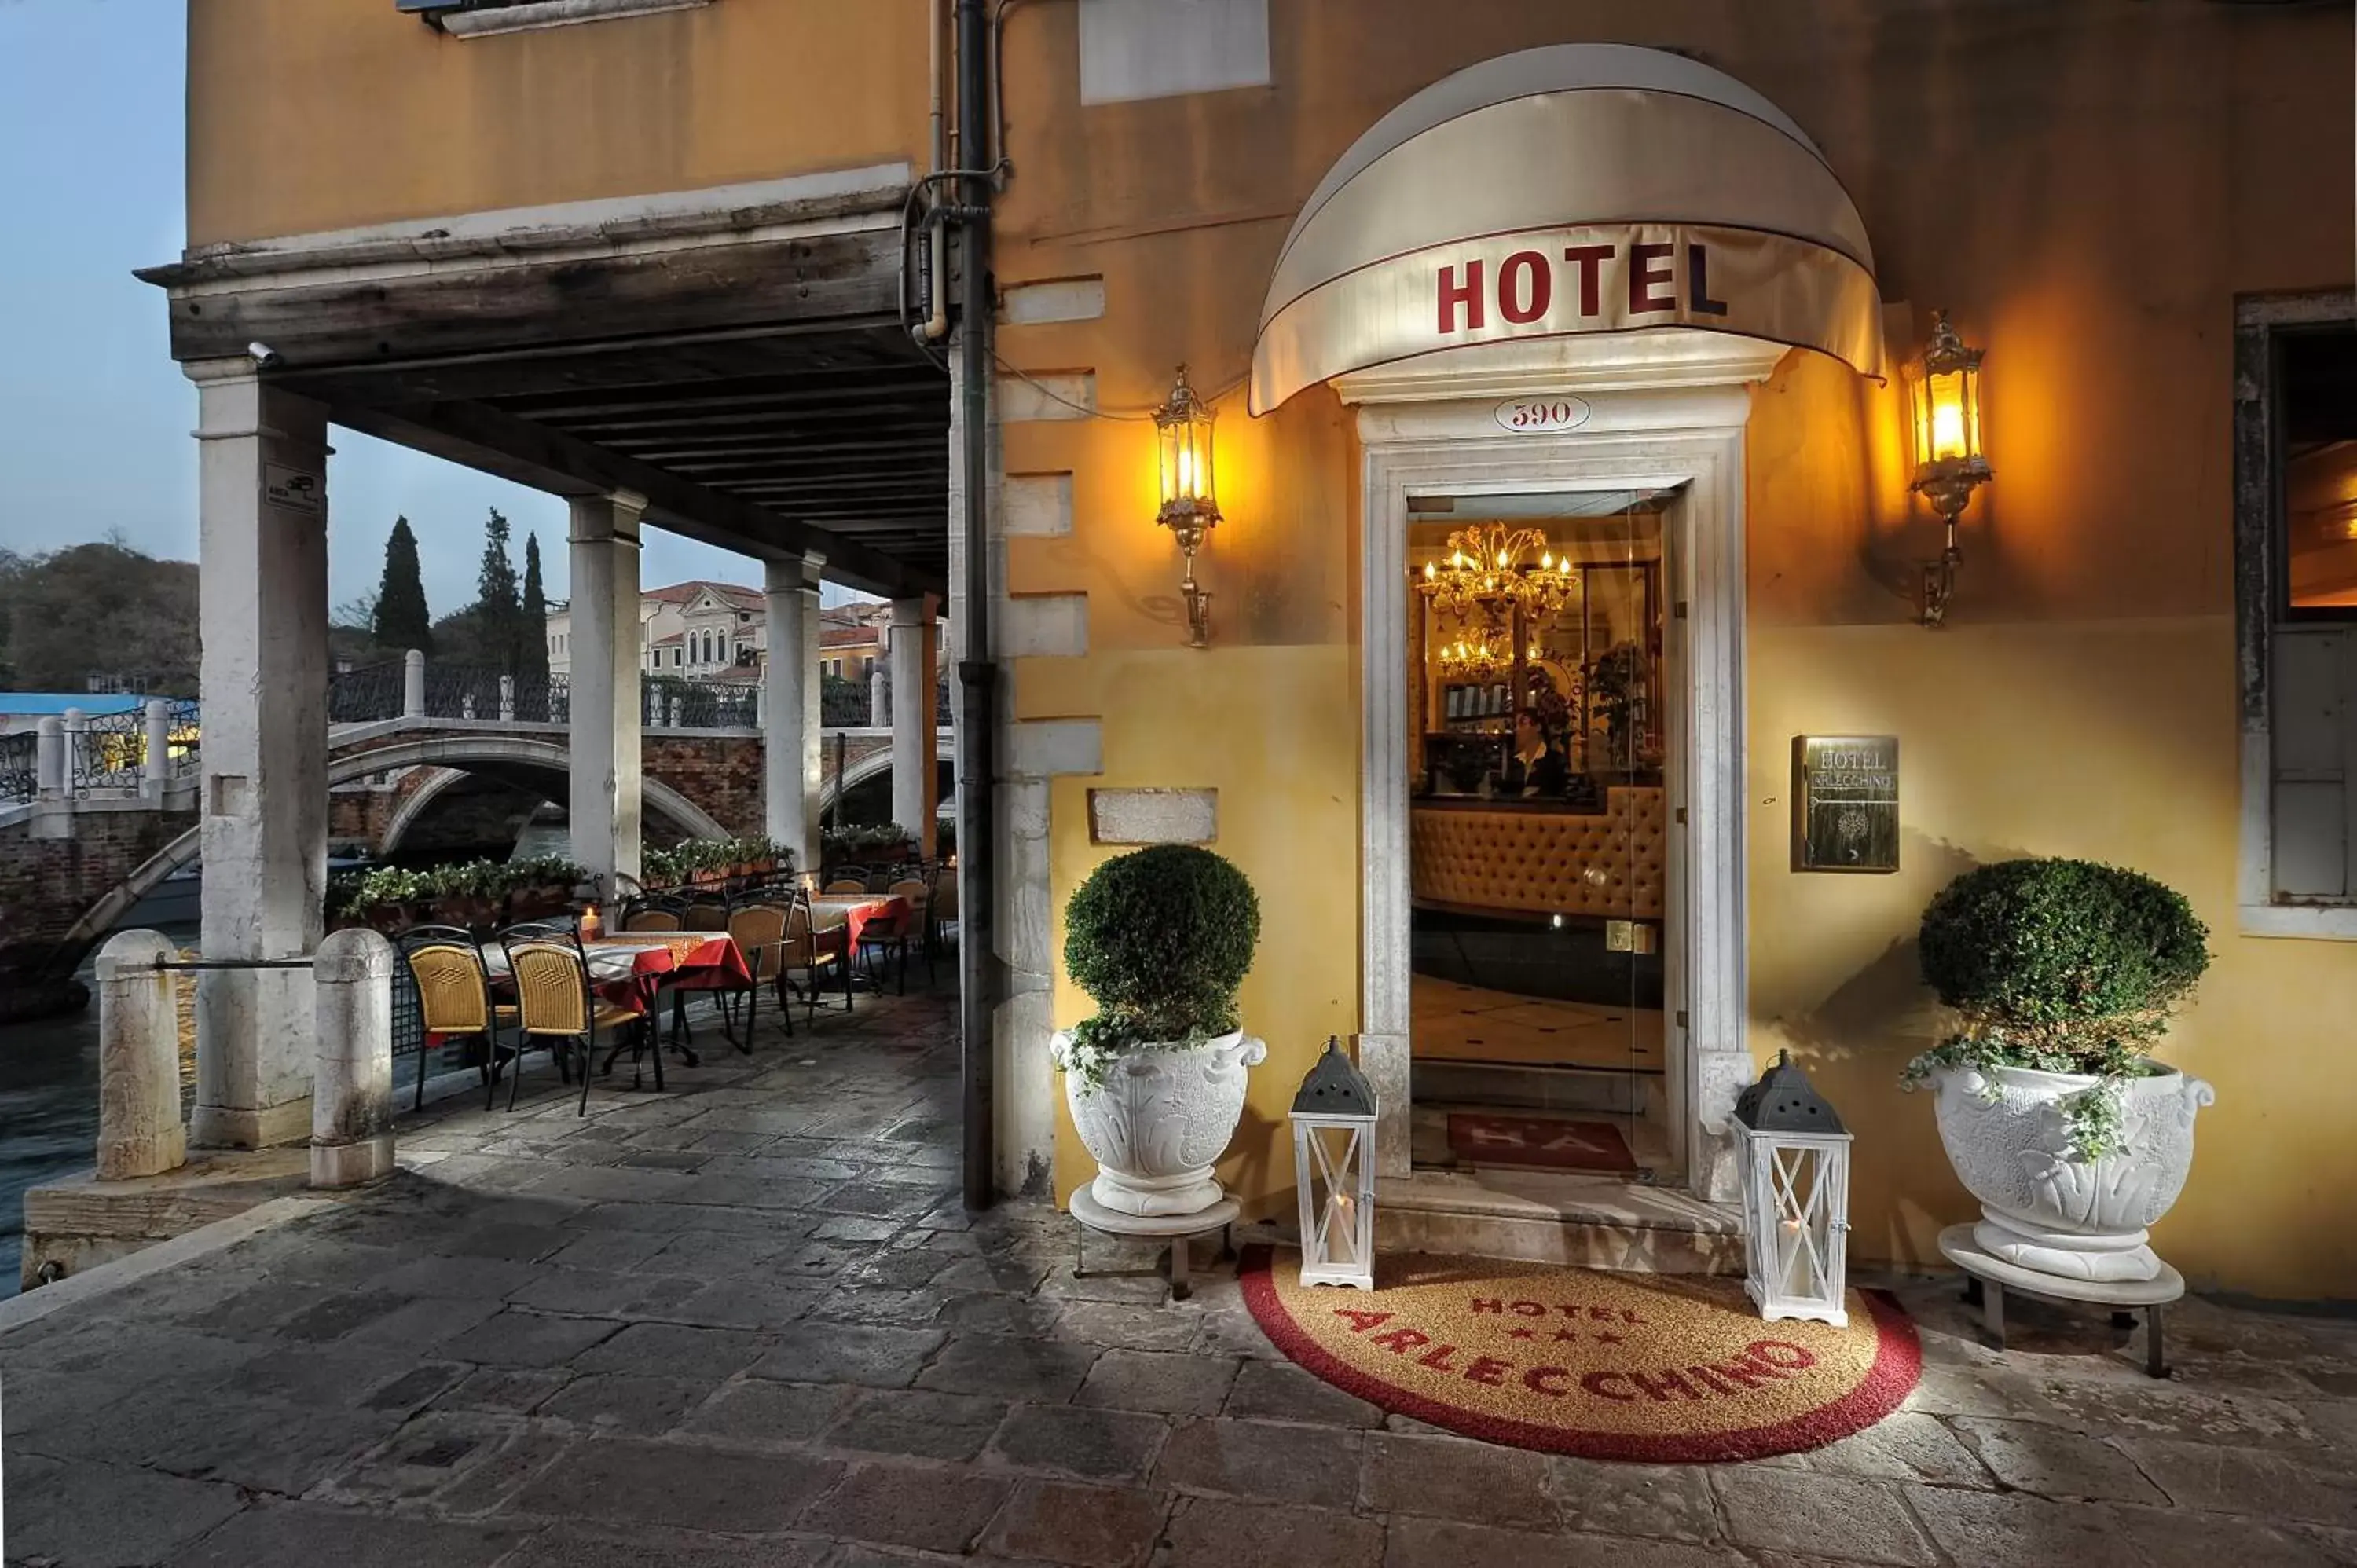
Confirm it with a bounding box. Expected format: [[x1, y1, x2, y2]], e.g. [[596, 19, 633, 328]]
[[8, 981, 2357, 1567]]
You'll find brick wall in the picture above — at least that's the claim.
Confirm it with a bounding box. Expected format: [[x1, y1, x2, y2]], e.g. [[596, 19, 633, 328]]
[[0, 808, 196, 1021], [645, 735, 765, 837]]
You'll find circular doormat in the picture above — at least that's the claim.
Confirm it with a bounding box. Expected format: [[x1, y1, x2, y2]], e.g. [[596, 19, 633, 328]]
[[1240, 1247, 1919, 1461]]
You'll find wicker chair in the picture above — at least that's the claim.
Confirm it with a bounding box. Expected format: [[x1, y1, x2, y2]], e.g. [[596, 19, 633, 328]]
[[623, 903, 682, 933], [497, 926, 649, 1114], [722, 903, 790, 1047], [399, 927, 517, 1111], [884, 877, 933, 987], [824, 877, 871, 896]]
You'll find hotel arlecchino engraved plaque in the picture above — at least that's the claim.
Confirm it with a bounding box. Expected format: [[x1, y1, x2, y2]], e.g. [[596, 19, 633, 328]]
[[1792, 736, 1900, 873]]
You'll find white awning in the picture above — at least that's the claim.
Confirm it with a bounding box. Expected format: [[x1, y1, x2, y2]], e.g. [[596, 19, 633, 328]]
[[1250, 45, 1882, 415]]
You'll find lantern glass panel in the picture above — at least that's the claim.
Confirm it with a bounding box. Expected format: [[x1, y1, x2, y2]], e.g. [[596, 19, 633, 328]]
[[1738, 1127, 1850, 1327], [1157, 403, 1216, 519], [1292, 1114, 1376, 1290]]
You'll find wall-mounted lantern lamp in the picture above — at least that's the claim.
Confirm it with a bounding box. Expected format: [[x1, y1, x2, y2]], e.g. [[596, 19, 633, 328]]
[[1906, 310, 1991, 628], [1154, 365, 1220, 648]]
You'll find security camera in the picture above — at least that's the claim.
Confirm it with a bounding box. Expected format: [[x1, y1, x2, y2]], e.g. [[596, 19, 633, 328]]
[[248, 342, 284, 368]]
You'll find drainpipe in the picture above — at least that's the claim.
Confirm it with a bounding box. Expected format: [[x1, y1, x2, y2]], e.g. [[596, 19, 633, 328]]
[[955, 0, 999, 1211], [922, 0, 952, 343]]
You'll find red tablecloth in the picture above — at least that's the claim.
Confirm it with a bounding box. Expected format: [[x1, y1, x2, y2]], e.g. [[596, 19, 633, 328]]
[[476, 932, 753, 1017], [808, 894, 913, 951]]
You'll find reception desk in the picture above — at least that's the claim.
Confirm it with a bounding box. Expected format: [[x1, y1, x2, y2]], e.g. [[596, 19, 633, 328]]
[[1409, 789, 1665, 921]]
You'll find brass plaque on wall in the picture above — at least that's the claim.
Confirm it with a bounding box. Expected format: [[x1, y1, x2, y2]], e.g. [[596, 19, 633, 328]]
[[1792, 735, 1900, 873]]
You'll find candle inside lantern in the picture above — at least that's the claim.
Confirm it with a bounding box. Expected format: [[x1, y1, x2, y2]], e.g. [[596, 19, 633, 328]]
[[1327, 1191, 1357, 1262]]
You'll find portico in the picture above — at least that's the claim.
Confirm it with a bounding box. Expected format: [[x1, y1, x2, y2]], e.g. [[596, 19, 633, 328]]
[[140, 170, 957, 1150]]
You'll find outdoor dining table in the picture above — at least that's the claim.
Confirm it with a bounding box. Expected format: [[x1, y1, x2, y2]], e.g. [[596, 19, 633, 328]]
[[481, 932, 753, 1072], [808, 893, 912, 954]]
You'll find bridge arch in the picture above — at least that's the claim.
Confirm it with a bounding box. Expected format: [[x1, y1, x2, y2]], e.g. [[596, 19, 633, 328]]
[[60, 732, 731, 960]]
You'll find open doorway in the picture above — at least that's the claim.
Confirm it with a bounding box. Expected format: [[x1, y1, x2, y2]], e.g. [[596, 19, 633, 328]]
[[1404, 489, 1676, 1186]]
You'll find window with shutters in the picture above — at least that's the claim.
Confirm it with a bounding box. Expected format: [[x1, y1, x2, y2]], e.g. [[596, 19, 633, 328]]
[[2235, 292, 2357, 936]]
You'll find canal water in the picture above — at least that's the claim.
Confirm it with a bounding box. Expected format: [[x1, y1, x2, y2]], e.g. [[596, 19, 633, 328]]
[[0, 925, 197, 1297]]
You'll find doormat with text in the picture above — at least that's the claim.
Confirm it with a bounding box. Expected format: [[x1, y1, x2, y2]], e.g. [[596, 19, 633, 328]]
[[1241, 1248, 1918, 1461], [1446, 1113, 1639, 1174]]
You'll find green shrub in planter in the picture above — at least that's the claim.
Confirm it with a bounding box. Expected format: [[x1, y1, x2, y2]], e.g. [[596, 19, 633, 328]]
[[1902, 858, 2210, 1156], [1061, 844, 1261, 1087]]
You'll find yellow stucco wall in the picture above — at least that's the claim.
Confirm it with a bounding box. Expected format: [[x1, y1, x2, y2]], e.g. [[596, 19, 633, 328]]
[[996, 0, 2357, 1298], [185, 0, 934, 244]]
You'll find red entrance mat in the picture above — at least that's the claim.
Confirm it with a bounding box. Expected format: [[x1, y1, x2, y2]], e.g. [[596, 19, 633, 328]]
[[1446, 1114, 1638, 1174]]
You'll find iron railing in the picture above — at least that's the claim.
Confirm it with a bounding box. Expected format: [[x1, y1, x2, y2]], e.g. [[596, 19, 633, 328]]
[[423, 663, 507, 722], [167, 700, 201, 784], [0, 731, 35, 805], [330, 661, 406, 724], [72, 708, 149, 796], [822, 680, 873, 728], [647, 677, 761, 731]]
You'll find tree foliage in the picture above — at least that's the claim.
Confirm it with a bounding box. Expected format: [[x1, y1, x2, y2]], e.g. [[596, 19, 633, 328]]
[[0, 541, 199, 694], [1060, 844, 1262, 1082], [372, 516, 434, 655], [517, 530, 552, 716], [474, 509, 523, 676]]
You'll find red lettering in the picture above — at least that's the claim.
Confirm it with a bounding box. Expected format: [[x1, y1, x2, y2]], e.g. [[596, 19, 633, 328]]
[[1688, 244, 1728, 316], [1582, 1370, 1638, 1401], [1439, 262, 1485, 333], [1463, 1356, 1512, 1387], [1556, 1304, 1582, 1318], [1747, 1340, 1817, 1372], [1687, 1365, 1740, 1397], [1587, 1306, 1615, 1321], [1629, 244, 1677, 313], [1470, 1298, 1504, 1315], [1627, 1368, 1705, 1401], [1563, 244, 1615, 315], [1417, 1343, 1461, 1373], [1370, 1328, 1431, 1355], [1512, 1301, 1545, 1318], [1523, 1366, 1573, 1398], [1334, 1310, 1393, 1334], [1702, 1354, 1785, 1390], [1498, 250, 1552, 324], [1622, 1309, 1644, 1324]]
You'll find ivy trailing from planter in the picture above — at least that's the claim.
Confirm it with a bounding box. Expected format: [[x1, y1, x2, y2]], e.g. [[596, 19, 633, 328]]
[[1900, 858, 2210, 1160], [1055, 844, 1262, 1090]]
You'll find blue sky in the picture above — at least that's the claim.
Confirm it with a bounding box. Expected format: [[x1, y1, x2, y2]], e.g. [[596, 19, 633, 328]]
[[0, 0, 779, 616]]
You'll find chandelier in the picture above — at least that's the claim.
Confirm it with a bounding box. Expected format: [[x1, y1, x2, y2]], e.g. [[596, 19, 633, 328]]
[[1417, 523, 1578, 621], [1435, 625, 1513, 681]]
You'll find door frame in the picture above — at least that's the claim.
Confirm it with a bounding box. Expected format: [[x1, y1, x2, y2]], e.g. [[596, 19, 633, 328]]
[[1342, 334, 1783, 1203]]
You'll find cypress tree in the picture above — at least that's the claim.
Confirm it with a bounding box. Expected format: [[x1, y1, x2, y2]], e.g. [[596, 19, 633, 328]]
[[475, 509, 521, 675], [372, 517, 434, 656], [518, 529, 552, 716]]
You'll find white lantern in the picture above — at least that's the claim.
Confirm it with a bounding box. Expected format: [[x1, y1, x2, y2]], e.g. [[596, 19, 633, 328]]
[[1291, 1036, 1378, 1290], [1734, 1050, 1853, 1327]]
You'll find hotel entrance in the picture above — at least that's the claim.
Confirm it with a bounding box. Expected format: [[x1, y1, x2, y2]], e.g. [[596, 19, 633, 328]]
[[1406, 491, 1673, 1186]]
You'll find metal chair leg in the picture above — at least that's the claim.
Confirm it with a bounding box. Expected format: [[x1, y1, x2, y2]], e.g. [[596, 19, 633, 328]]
[[577, 1032, 594, 1116]]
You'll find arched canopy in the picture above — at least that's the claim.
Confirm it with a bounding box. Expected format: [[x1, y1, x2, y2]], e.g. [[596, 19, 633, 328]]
[[1250, 44, 1882, 414]]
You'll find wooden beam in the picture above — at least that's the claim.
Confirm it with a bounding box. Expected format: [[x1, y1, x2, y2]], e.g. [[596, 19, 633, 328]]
[[278, 317, 920, 407], [332, 400, 939, 599], [524, 377, 948, 426], [167, 228, 906, 370]]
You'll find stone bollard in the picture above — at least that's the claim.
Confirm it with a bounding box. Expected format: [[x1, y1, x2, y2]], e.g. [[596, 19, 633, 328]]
[[403, 649, 427, 718], [311, 929, 398, 1189], [95, 930, 188, 1181], [142, 698, 170, 801], [499, 674, 516, 724]]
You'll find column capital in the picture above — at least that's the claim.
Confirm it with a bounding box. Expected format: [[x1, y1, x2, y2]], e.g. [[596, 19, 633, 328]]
[[889, 593, 941, 627], [764, 553, 827, 595]]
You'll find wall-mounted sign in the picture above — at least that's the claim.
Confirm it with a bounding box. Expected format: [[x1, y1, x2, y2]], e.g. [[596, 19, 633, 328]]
[[1494, 397, 1592, 435], [264, 463, 323, 515], [1791, 735, 1899, 874]]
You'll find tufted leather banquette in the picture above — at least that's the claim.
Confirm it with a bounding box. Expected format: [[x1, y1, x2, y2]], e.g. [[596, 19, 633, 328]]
[[1410, 789, 1665, 921]]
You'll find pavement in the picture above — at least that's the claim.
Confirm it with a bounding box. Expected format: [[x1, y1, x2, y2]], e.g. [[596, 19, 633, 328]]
[[4, 978, 2355, 1567]]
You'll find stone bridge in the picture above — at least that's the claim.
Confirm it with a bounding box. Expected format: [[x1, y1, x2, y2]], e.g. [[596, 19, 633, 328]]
[[0, 661, 941, 1020]]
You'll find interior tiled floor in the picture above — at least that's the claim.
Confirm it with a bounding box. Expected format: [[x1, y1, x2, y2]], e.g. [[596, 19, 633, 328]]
[[5, 980, 2355, 1567], [1410, 976, 1666, 1072]]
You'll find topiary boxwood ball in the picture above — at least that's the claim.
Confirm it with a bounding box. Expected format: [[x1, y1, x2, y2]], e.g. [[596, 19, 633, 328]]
[[1065, 844, 1262, 1043], [1918, 857, 2209, 1065]]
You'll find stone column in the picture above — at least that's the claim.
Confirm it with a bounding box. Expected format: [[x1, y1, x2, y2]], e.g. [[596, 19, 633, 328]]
[[141, 699, 170, 801], [34, 716, 64, 797], [764, 553, 825, 875], [891, 596, 940, 856], [190, 362, 330, 1149], [312, 929, 396, 1189], [568, 493, 647, 893], [95, 930, 186, 1181], [402, 649, 426, 718]]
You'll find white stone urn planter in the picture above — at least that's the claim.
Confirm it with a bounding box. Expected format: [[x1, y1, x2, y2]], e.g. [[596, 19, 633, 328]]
[[1930, 1063, 2215, 1284], [1053, 1030, 1267, 1218]]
